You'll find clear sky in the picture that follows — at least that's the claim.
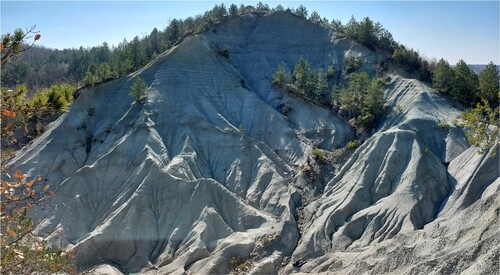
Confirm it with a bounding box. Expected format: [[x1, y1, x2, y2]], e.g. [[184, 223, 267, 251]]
[[1, 1, 499, 64]]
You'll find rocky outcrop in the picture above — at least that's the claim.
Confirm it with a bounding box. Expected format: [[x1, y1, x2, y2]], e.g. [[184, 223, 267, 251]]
[[8, 11, 498, 274]]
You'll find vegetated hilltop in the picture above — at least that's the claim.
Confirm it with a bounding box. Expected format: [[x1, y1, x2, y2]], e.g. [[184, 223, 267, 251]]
[[4, 6, 498, 275]]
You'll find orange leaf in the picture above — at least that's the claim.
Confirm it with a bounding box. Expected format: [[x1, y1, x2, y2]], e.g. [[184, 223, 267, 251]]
[[26, 180, 34, 187], [37, 176, 42, 181], [6, 228, 17, 237], [43, 185, 50, 191], [10, 138, 17, 143], [6, 131, 14, 136], [13, 170, 23, 179], [1, 109, 16, 117], [26, 202, 32, 209]]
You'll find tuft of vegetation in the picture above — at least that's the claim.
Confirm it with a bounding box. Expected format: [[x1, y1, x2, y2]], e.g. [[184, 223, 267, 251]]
[[346, 140, 361, 150], [312, 148, 328, 163], [279, 103, 293, 116], [129, 77, 148, 103], [437, 119, 449, 129], [344, 56, 362, 74], [219, 48, 230, 58], [227, 255, 249, 273]]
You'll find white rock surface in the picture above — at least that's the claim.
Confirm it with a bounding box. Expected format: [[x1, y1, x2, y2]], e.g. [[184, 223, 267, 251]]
[[8, 11, 498, 274]]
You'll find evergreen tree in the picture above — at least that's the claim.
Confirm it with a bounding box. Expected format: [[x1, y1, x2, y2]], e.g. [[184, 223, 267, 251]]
[[272, 66, 287, 88], [432, 58, 455, 94], [309, 11, 321, 24], [274, 4, 285, 12], [229, 3, 238, 17], [452, 60, 478, 106], [295, 5, 308, 18], [293, 57, 311, 92], [129, 77, 148, 103], [478, 62, 499, 107], [315, 68, 328, 102]]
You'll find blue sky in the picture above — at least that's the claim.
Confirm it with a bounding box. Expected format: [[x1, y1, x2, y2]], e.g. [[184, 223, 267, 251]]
[[1, 1, 499, 64]]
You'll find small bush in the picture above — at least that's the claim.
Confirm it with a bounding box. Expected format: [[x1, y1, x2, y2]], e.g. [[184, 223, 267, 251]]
[[437, 119, 448, 129], [312, 148, 327, 162], [346, 140, 360, 150], [280, 104, 292, 116], [219, 48, 229, 58], [228, 256, 249, 273]]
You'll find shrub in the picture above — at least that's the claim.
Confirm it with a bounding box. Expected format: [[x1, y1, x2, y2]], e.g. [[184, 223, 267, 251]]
[[344, 56, 362, 74], [312, 148, 327, 162], [346, 140, 360, 150], [280, 104, 292, 116], [219, 48, 229, 58], [228, 256, 249, 272]]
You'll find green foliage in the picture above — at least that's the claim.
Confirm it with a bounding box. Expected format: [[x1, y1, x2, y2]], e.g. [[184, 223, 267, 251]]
[[129, 78, 148, 103], [228, 256, 249, 273], [1, 26, 40, 67], [341, 16, 395, 52], [294, 4, 308, 18], [272, 66, 287, 87], [478, 62, 499, 107], [279, 104, 292, 116], [452, 59, 479, 106], [294, 57, 311, 92], [1, 85, 27, 110], [346, 140, 361, 150], [335, 72, 386, 133], [392, 46, 421, 72], [432, 58, 455, 94], [312, 148, 328, 162], [437, 119, 449, 129], [460, 99, 499, 155], [327, 66, 335, 79], [315, 68, 329, 102], [272, 57, 333, 105], [344, 56, 362, 74]]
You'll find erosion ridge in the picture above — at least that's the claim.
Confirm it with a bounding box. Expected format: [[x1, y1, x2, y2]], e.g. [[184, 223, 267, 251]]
[[8, 11, 498, 274]]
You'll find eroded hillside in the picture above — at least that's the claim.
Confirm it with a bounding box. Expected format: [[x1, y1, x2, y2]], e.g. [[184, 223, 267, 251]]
[[7, 11, 498, 275]]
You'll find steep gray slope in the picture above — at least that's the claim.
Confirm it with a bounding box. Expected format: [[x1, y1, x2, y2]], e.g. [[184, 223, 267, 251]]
[[9, 12, 357, 274], [7, 11, 498, 274], [286, 75, 498, 274]]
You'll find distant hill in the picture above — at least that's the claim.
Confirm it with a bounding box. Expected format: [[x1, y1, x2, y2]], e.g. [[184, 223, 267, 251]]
[[451, 64, 500, 74]]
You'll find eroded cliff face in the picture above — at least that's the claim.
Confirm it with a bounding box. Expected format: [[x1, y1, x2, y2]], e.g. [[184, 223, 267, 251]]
[[8, 11, 498, 274]]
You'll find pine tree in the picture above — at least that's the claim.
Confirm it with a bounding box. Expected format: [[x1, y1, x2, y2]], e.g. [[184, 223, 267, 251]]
[[452, 60, 478, 106], [315, 68, 328, 102], [432, 58, 454, 94], [130, 77, 148, 103], [478, 62, 499, 107]]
